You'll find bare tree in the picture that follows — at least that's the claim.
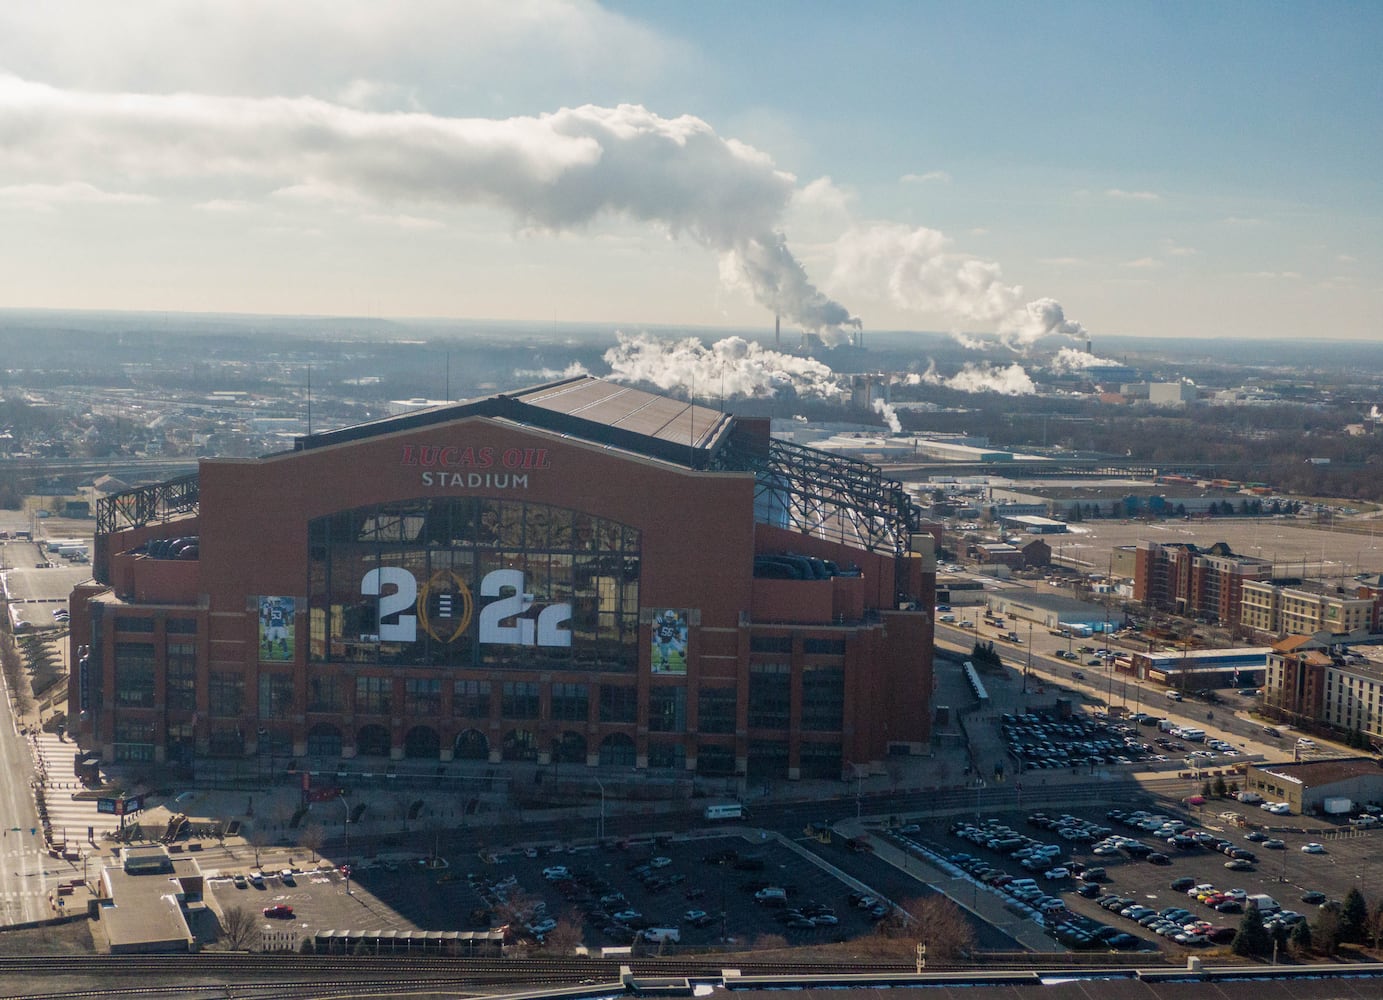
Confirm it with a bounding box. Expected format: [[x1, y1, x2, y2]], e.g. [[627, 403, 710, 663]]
[[544, 907, 584, 955], [1369, 901, 1383, 950], [247, 823, 272, 869], [220, 905, 258, 951], [297, 824, 324, 863], [878, 896, 976, 961], [494, 887, 543, 929], [886, 760, 907, 796]]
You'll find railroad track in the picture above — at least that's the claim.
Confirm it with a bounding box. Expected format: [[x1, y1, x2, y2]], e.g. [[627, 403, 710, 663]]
[[0, 950, 1182, 1000]]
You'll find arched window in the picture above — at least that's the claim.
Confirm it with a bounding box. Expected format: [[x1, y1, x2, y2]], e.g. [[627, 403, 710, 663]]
[[453, 729, 489, 760]]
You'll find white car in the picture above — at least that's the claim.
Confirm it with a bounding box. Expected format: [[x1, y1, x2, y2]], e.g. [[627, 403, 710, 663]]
[[542, 866, 571, 880], [1301, 843, 1326, 854], [649, 856, 672, 868], [684, 908, 708, 922], [1043, 867, 1070, 880]]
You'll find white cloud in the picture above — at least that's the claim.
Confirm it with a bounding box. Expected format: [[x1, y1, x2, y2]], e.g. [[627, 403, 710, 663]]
[[1105, 188, 1160, 201], [901, 170, 951, 184], [194, 198, 252, 213], [1160, 239, 1199, 257], [0, 181, 153, 211], [0, 76, 858, 333], [0, 1, 675, 105], [361, 212, 445, 230], [1122, 257, 1163, 269]]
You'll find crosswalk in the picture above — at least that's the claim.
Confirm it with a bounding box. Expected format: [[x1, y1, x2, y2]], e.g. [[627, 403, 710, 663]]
[[28, 732, 116, 846]]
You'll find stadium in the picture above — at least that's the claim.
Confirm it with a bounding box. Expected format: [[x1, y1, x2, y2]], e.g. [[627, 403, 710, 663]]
[[67, 376, 935, 790]]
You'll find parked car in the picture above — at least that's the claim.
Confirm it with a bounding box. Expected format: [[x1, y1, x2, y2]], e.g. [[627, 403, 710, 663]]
[[263, 904, 294, 919]]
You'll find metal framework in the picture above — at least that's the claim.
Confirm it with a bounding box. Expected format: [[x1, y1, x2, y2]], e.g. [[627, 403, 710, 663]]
[[713, 436, 918, 558], [97, 473, 200, 535]]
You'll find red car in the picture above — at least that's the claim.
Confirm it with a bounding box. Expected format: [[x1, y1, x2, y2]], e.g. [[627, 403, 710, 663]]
[[263, 904, 294, 919]]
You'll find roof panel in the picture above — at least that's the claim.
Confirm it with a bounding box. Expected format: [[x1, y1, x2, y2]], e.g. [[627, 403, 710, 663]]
[[512, 376, 726, 449]]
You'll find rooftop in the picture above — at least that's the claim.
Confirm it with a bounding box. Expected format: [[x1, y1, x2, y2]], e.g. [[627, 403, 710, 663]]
[[293, 375, 737, 469], [1251, 756, 1379, 788]]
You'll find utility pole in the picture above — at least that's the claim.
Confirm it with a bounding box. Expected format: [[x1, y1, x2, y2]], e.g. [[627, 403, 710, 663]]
[[339, 793, 351, 895]]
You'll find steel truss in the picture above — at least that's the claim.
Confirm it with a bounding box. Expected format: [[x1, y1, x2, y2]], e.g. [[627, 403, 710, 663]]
[[714, 436, 918, 557], [97, 473, 200, 534]]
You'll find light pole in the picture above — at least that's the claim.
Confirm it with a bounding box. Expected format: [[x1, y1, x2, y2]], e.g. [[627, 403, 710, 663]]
[[338, 792, 351, 895], [595, 778, 605, 842], [1022, 623, 1032, 694]]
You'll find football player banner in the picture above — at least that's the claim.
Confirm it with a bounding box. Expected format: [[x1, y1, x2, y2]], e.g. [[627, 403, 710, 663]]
[[258, 596, 296, 661], [651, 609, 689, 675]]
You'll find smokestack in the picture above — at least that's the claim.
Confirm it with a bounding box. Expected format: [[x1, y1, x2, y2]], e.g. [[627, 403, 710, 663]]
[[775, 314, 780, 349], [1086, 338, 1092, 355]]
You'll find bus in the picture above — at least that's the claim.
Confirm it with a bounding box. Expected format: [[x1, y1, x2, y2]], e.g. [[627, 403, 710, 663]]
[[703, 802, 745, 821]]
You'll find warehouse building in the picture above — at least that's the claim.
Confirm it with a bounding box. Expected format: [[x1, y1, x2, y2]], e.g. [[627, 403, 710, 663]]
[[68, 376, 935, 785]]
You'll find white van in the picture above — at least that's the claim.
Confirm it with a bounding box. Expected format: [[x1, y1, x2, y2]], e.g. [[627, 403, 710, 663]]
[[641, 926, 681, 944], [1165, 690, 1183, 702], [1178, 728, 1205, 742]]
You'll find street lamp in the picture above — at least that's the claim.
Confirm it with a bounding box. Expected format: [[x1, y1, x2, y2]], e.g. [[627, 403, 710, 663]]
[[595, 778, 605, 842], [1022, 623, 1033, 694], [338, 792, 352, 895]]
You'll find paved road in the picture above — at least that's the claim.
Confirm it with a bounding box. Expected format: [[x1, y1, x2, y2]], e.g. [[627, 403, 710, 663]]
[[0, 704, 52, 923]]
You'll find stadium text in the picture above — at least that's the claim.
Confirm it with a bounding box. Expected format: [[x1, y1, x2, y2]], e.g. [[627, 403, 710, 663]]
[[401, 445, 551, 470], [419, 472, 530, 489]]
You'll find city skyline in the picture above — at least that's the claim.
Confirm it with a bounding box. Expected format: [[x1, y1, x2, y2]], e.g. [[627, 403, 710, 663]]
[[0, 1, 1377, 343]]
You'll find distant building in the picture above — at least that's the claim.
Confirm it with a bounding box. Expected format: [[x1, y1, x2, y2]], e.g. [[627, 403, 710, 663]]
[[1020, 538, 1052, 568], [1131, 646, 1272, 690], [1243, 758, 1383, 816], [1148, 382, 1198, 407], [1134, 540, 1272, 624], [1262, 634, 1331, 725], [985, 592, 1113, 635], [998, 513, 1068, 534], [1241, 579, 1380, 638], [970, 540, 1024, 569], [1265, 636, 1383, 740]]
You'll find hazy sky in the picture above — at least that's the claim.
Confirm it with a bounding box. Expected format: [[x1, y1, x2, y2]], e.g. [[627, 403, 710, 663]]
[[0, 1, 1378, 342]]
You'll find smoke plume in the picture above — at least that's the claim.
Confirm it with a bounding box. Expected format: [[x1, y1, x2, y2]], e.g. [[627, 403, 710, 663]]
[[915, 360, 1036, 396], [1049, 347, 1116, 373], [830, 222, 1087, 351], [0, 76, 857, 335], [872, 398, 902, 434], [603, 331, 843, 400]]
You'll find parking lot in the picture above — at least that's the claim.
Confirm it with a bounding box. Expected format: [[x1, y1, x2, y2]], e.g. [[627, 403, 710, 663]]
[[891, 785, 1383, 954], [208, 833, 887, 952]]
